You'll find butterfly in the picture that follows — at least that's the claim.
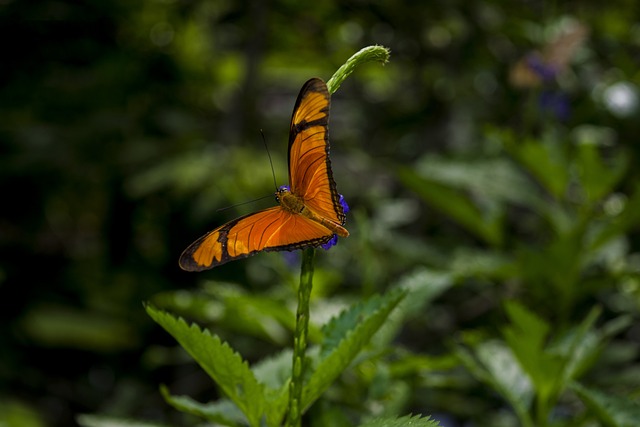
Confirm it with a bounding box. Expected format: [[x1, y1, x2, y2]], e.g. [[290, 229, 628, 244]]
[[179, 78, 349, 271]]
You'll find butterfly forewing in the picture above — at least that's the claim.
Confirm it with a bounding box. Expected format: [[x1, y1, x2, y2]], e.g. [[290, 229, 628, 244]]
[[288, 78, 346, 225]]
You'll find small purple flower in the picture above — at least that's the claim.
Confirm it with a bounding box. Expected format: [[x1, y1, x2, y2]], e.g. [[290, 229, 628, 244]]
[[282, 250, 300, 268], [339, 194, 350, 214], [526, 53, 558, 82], [321, 234, 338, 250], [321, 193, 349, 251], [539, 90, 570, 121]]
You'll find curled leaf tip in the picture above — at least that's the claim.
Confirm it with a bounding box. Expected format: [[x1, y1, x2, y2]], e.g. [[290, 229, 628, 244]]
[[327, 45, 392, 94]]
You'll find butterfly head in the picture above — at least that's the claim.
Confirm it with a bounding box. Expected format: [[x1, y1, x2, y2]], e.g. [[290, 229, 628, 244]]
[[275, 185, 291, 203]]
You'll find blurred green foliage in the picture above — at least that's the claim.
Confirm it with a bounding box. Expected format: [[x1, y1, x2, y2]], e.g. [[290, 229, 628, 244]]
[[2, 0, 640, 426]]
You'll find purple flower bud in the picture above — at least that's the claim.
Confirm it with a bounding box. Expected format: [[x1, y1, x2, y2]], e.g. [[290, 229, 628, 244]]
[[339, 194, 350, 214], [321, 193, 348, 251], [526, 53, 558, 82], [539, 90, 570, 121], [321, 234, 338, 250]]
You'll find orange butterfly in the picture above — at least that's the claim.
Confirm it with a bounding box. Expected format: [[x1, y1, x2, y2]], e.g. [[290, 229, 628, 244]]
[[179, 78, 349, 271]]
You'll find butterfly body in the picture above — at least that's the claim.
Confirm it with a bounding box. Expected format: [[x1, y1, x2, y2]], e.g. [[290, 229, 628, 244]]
[[180, 78, 348, 271], [276, 186, 349, 238]]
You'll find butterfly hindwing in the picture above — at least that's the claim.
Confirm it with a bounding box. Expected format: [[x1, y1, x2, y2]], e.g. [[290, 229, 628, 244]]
[[288, 78, 346, 226]]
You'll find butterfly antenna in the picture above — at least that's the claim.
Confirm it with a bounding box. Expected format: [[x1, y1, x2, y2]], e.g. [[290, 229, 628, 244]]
[[261, 129, 279, 191], [216, 194, 274, 213]]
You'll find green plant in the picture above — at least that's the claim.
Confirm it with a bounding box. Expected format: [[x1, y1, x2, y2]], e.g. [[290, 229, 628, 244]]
[[391, 86, 640, 426], [455, 301, 637, 427], [136, 46, 440, 427]]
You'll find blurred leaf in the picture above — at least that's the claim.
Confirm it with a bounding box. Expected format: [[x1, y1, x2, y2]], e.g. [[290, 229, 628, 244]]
[[455, 341, 534, 427], [447, 248, 516, 280], [309, 401, 352, 427], [221, 293, 296, 344], [590, 184, 640, 251], [126, 150, 225, 198], [358, 414, 441, 427], [392, 268, 453, 317], [571, 382, 640, 427], [397, 166, 502, 246], [0, 399, 45, 427], [251, 349, 292, 391], [502, 133, 569, 199], [20, 305, 137, 351], [413, 156, 540, 207], [160, 385, 246, 426], [575, 142, 628, 205], [389, 352, 460, 379], [371, 268, 454, 348], [76, 414, 169, 427], [515, 231, 584, 308], [550, 306, 602, 383], [502, 302, 564, 405]]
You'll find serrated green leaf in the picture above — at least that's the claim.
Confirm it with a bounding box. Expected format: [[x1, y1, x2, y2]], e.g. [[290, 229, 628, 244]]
[[159, 385, 246, 426], [302, 288, 406, 411], [571, 382, 640, 427], [358, 414, 442, 427], [320, 289, 403, 357], [145, 305, 274, 427], [154, 283, 321, 346]]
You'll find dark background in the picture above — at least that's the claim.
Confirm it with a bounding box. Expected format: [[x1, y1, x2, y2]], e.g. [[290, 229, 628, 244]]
[[2, 1, 639, 426]]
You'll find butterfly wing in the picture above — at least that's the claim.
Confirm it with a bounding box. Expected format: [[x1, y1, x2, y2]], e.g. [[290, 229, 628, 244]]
[[179, 206, 335, 271], [288, 78, 346, 226], [180, 78, 347, 271]]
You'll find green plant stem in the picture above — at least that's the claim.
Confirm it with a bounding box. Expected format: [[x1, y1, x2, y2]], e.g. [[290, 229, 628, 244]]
[[285, 45, 389, 426], [326, 45, 390, 94], [286, 247, 316, 427]]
